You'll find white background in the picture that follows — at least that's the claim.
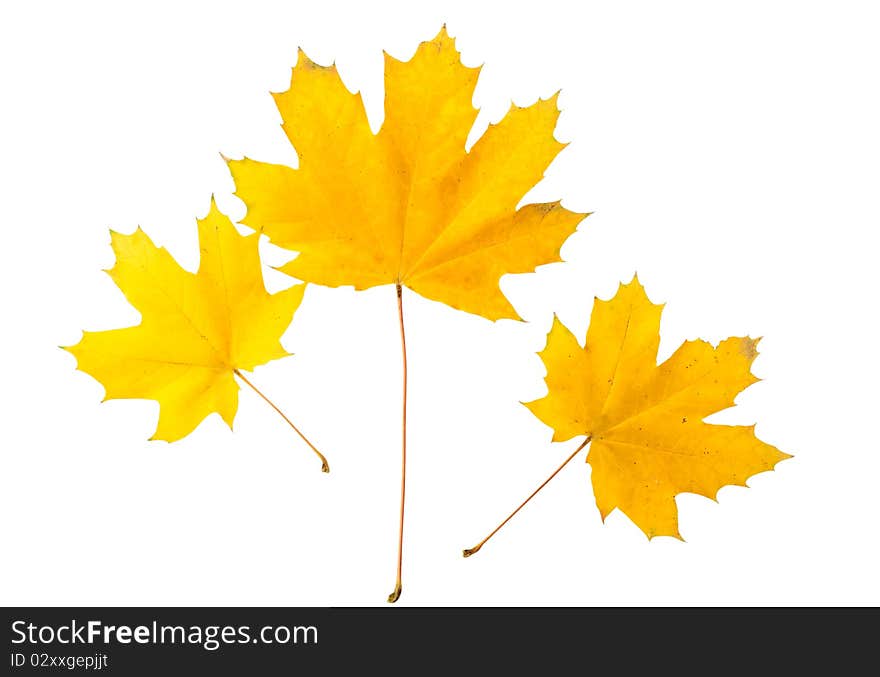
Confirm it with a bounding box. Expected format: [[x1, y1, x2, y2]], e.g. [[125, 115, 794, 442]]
[[1, 0, 878, 606]]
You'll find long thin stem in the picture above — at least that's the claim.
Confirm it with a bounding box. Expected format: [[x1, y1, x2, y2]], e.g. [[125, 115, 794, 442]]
[[388, 283, 408, 603], [233, 368, 330, 473], [463, 437, 591, 557]]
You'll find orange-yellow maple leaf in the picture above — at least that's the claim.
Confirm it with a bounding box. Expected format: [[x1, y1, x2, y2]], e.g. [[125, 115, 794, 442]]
[[65, 200, 305, 442], [226, 27, 587, 320], [525, 277, 791, 539]]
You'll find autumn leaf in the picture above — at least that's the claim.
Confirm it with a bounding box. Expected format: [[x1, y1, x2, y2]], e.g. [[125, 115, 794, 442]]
[[226, 26, 587, 602], [65, 199, 328, 470], [226, 26, 586, 319], [465, 276, 790, 553]]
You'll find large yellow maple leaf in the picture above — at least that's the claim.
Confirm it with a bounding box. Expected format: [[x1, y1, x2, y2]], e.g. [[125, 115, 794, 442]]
[[524, 277, 791, 539], [227, 27, 587, 320], [65, 201, 306, 445], [227, 27, 587, 602]]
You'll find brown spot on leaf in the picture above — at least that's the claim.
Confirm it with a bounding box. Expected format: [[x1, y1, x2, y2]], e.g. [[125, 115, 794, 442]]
[[740, 338, 759, 360]]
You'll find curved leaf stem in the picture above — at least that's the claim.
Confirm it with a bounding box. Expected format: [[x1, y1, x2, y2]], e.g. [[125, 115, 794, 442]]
[[463, 436, 591, 557], [234, 368, 330, 473], [388, 284, 408, 603]]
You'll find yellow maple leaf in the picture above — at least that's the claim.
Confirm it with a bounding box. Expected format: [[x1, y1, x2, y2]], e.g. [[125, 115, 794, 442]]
[[465, 277, 790, 554], [64, 200, 323, 466], [226, 26, 587, 320], [226, 26, 587, 601], [524, 276, 791, 539]]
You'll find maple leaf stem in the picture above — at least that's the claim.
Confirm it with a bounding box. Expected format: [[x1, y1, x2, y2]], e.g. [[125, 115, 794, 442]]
[[388, 283, 408, 604], [233, 369, 330, 473], [462, 436, 591, 557]]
